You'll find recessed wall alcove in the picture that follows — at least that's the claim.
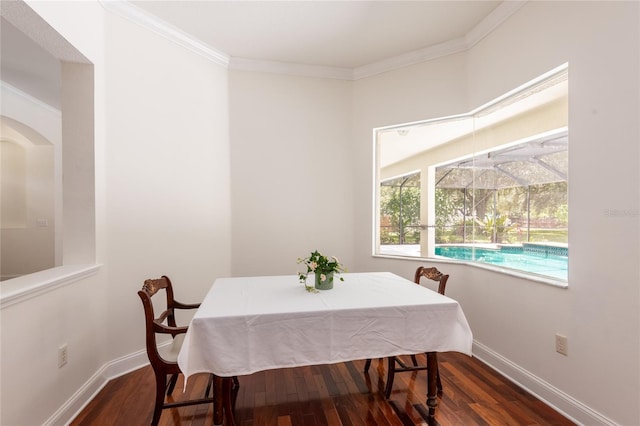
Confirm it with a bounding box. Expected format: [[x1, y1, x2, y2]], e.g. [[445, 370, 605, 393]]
[[1, 1, 96, 281]]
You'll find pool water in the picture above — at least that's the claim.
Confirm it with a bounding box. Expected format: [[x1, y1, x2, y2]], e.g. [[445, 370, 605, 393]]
[[435, 245, 568, 281]]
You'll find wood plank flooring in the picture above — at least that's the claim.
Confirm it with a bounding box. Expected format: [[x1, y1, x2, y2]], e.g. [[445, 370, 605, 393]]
[[71, 353, 574, 425]]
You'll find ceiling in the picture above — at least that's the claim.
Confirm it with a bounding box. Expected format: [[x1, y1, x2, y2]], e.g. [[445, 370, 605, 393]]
[[130, 1, 502, 69], [1, 1, 509, 109]]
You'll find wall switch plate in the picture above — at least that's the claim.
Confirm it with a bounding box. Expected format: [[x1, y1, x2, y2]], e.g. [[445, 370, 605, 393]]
[[555, 334, 568, 356], [58, 344, 68, 367]]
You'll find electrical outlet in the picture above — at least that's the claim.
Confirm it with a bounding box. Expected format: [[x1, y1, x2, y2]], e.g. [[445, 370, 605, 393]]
[[58, 344, 68, 367], [555, 334, 568, 356]]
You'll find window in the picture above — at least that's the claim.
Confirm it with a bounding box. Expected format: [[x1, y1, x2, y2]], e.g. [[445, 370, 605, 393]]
[[379, 171, 421, 256], [374, 65, 568, 282]]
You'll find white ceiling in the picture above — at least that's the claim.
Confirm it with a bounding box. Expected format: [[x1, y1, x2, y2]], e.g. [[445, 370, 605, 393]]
[[0, 0, 512, 109], [130, 1, 502, 69]]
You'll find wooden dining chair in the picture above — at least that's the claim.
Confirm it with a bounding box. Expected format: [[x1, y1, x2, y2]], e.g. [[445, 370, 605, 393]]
[[364, 266, 449, 399], [138, 276, 218, 426]]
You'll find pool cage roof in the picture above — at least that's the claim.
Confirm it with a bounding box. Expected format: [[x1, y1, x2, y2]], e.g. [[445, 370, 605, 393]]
[[383, 133, 568, 190]]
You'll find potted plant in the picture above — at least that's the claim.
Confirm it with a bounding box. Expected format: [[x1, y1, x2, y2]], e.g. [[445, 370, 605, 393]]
[[297, 250, 346, 291]]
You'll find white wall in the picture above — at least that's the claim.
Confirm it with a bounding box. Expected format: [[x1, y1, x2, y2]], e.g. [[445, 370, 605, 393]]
[[229, 71, 354, 276], [353, 2, 639, 425], [468, 2, 639, 423], [0, 2, 232, 425], [0, 140, 55, 278], [0, 3, 107, 425], [103, 8, 232, 359]]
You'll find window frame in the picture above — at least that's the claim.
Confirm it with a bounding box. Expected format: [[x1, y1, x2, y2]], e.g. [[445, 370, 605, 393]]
[[372, 64, 569, 287]]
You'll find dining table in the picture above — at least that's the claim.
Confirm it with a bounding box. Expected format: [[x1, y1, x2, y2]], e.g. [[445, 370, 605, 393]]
[[177, 272, 473, 425]]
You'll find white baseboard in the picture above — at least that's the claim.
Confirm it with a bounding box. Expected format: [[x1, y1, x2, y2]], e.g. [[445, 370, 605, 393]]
[[472, 341, 617, 426], [44, 348, 150, 426], [46, 340, 616, 426]]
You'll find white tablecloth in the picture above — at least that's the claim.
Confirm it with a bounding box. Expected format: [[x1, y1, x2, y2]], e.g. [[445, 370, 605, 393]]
[[178, 272, 473, 379]]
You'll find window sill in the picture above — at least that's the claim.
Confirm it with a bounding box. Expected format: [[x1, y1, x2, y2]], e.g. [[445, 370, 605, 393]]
[[0, 264, 101, 309], [373, 254, 568, 289]]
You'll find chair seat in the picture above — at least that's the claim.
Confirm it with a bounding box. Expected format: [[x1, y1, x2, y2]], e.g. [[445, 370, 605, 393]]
[[157, 333, 185, 363]]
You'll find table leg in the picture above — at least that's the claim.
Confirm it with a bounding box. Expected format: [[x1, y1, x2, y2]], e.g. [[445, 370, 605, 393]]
[[426, 352, 438, 418], [213, 375, 224, 426], [213, 376, 236, 426], [222, 377, 236, 426]]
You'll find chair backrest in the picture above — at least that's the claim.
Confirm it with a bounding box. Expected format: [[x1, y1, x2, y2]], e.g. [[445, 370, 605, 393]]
[[414, 266, 449, 295], [138, 276, 181, 368]]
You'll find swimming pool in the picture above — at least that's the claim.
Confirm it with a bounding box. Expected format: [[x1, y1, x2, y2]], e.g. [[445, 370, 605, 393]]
[[435, 244, 568, 280]]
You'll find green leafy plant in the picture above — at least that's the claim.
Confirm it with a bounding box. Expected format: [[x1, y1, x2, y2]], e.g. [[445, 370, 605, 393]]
[[483, 214, 512, 243], [297, 250, 346, 291]]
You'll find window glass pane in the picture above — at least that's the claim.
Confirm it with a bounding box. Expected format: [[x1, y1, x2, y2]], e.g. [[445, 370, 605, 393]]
[[375, 66, 568, 281], [379, 172, 420, 256]]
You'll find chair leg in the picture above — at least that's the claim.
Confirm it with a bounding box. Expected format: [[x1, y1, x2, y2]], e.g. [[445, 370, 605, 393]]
[[410, 354, 419, 366], [205, 374, 214, 398], [232, 375, 240, 390], [384, 357, 396, 399], [364, 358, 372, 373], [436, 360, 443, 394], [166, 373, 179, 396], [152, 373, 167, 426]]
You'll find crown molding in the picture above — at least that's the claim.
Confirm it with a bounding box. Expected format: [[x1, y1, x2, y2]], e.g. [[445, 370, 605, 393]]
[[229, 57, 354, 80], [102, 0, 527, 80], [465, 0, 528, 48], [99, 0, 230, 67], [353, 37, 468, 80], [354, 0, 527, 80]]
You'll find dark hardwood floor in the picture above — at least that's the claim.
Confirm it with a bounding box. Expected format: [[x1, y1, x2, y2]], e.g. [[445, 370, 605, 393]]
[[71, 353, 574, 425]]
